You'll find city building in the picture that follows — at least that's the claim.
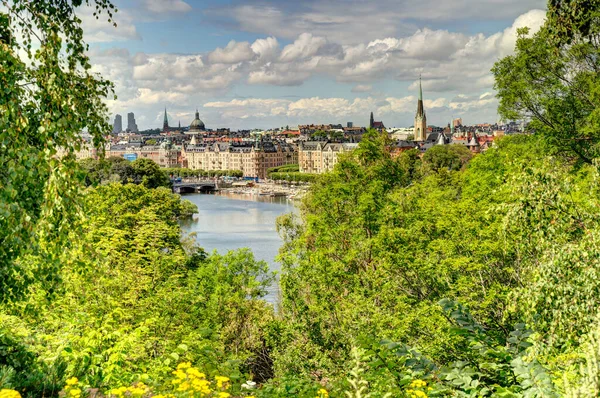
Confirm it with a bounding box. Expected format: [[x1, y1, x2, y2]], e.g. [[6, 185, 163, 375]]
[[298, 141, 358, 174], [112, 114, 122, 134], [127, 112, 138, 133], [369, 112, 385, 131], [108, 141, 179, 167], [182, 140, 296, 179], [188, 109, 206, 134], [414, 76, 427, 141]]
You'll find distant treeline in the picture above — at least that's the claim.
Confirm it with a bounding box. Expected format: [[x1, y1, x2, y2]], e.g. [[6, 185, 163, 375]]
[[163, 168, 244, 178]]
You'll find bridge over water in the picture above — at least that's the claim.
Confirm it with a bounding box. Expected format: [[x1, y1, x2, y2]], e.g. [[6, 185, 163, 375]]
[[172, 179, 218, 194]]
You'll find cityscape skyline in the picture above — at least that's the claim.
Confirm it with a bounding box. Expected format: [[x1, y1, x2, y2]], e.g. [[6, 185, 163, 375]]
[[84, 0, 547, 130]]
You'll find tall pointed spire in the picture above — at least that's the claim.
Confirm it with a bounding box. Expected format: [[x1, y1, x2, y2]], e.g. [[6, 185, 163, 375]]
[[369, 111, 374, 128], [414, 74, 427, 141], [163, 107, 169, 132]]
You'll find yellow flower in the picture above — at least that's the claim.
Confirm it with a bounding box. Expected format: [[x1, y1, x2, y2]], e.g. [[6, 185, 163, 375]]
[[215, 376, 230, 389], [68, 388, 81, 398], [177, 361, 192, 370], [65, 377, 79, 386], [218, 393, 231, 398], [317, 388, 329, 397], [0, 389, 22, 398]]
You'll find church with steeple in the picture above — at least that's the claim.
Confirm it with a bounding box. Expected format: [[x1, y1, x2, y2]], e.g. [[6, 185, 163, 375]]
[[414, 76, 427, 141]]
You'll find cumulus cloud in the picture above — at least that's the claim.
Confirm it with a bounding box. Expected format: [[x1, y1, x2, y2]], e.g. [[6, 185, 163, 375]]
[[78, 6, 140, 42], [207, 0, 545, 45], [140, 0, 192, 14], [91, 8, 545, 129], [208, 40, 256, 64]]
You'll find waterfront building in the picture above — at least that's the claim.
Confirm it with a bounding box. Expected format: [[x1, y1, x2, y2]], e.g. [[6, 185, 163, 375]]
[[298, 141, 358, 174], [183, 140, 296, 179], [414, 77, 427, 141]]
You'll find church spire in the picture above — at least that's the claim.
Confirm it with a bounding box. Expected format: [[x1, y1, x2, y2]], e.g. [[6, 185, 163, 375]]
[[414, 74, 427, 142], [163, 107, 169, 132], [416, 76, 424, 118], [369, 111, 374, 128]]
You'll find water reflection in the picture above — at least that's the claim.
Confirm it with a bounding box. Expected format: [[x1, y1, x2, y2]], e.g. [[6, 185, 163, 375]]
[[180, 192, 296, 304]]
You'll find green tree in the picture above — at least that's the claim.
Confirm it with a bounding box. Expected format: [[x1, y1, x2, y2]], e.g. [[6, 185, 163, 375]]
[[422, 144, 472, 172], [131, 158, 171, 188], [493, 2, 600, 164], [0, 0, 114, 302]]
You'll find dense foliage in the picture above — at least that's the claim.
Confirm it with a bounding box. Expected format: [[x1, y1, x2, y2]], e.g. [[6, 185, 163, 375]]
[[5, 0, 600, 397], [267, 164, 300, 177], [79, 157, 171, 188], [0, 0, 113, 302]]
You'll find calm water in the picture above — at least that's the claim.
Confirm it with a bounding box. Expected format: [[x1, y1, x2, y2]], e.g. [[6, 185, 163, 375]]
[[180, 192, 296, 303]]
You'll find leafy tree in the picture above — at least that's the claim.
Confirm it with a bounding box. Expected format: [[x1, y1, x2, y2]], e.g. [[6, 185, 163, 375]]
[[422, 144, 472, 172], [131, 158, 171, 188], [0, 0, 114, 302], [493, 1, 600, 164]]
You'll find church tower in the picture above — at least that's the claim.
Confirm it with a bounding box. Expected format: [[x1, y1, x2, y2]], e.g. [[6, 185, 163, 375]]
[[414, 76, 427, 141], [163, 107, 169, 132], [369, 111, 374, 129]]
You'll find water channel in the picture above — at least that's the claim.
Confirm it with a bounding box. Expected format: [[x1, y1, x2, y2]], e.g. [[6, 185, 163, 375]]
[[180, 192, 297, 304]]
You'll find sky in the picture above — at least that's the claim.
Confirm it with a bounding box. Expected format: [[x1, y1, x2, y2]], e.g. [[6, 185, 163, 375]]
[[81, 0, 548, 130]]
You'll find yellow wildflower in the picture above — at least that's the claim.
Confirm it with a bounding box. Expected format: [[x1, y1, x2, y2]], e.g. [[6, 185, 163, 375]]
[[215, 376, 230, 389], [317, 388, 329, 397], [0, 389, 22, 398], [218, 393, 231, 398], [177, 361, 192, 370], [65, 377, 79, 386]]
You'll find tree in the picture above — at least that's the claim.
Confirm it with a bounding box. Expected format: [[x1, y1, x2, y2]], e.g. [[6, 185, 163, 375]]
[[422, 144, 472, 172], [493, 1, 600, 164], [131, 158, 171, 188], [0, 0, 114, 302]]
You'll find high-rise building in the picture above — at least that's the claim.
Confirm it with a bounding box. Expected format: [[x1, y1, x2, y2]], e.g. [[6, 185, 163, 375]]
[[112, 114, 122, 134], [127, 112, 138, 133], [347, 122, 353, 128], [414, 76, 427, 141]]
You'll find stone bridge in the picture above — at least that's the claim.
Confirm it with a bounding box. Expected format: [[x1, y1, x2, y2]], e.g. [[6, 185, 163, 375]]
[[172, 180, 217, 194]]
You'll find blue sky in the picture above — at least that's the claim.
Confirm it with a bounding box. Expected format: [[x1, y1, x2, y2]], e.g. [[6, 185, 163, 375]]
[[82, 0, 547, 130]]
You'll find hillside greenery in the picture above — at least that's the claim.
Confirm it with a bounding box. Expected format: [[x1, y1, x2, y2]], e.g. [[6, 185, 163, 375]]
[[4, 0, 600, 397]]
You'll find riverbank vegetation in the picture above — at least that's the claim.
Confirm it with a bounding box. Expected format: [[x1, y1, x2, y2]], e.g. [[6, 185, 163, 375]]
[[4, 0, 600, 397]]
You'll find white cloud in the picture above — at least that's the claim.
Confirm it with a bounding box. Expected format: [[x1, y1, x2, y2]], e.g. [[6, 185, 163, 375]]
[[91, 8, 546, 129], [208, 40, 256, 64], [352, 84, 372, 93], [208, 0, 545, 45], [140, 0, 192, 14], [280, 33, 328, 62], [78, 6, 140, 42]]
